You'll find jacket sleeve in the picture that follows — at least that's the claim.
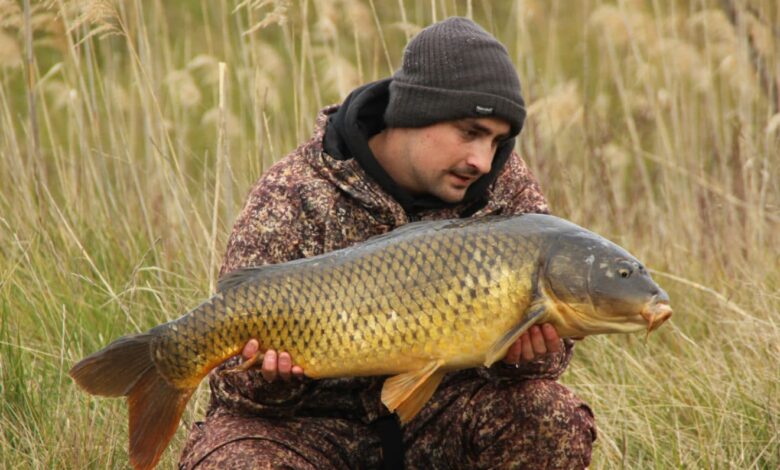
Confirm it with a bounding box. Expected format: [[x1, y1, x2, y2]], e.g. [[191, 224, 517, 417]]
[[483, 151, 575, 381], [207, 164, 324, 418], [218, 171, 324, 277], [482, 339, 576, 381]]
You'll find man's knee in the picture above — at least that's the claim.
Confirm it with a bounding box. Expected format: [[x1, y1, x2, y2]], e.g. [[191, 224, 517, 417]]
[[179, 420, 314, 470], [178, 415, 381, 470], [510, 379, 596, 443], [470, 379, 596, 469], [193, 437, 314, 470]]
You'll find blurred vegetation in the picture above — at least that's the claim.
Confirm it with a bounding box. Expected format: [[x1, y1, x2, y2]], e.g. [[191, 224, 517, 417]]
[[1, 0, 778, 468]]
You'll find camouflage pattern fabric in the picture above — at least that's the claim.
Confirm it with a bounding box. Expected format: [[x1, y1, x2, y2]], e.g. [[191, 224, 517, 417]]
[[178, 105, 595, 468], [179, 375, 595, 469]]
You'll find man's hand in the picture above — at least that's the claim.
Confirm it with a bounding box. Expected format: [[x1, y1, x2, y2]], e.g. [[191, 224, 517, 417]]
[[242, 339, 304, 383], [502, 323, 562, 365]]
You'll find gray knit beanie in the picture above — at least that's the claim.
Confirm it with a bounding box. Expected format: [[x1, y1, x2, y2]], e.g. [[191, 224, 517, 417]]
[[384, 17, 526, 136]]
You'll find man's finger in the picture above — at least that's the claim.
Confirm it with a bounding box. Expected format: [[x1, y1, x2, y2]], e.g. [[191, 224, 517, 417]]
[[503, 335, 524, 364], [261, 349, 278, 382], [530, 325, 547, 355], [242, 338, 260, 360], [278, 352, 292, 381], [520, 333, 535, 361], [542, 324, 562, 352], [291, 365, 305, 378]]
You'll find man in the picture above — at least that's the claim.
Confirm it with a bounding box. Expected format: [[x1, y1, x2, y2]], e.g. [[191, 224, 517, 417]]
[[179, 17, 595, 469]]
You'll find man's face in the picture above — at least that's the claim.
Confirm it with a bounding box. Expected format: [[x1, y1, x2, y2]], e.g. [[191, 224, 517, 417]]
[[388, 117, 511, 203]]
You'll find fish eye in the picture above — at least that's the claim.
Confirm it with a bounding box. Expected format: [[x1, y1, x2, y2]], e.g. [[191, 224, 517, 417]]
[[618, 267, 632, 278]]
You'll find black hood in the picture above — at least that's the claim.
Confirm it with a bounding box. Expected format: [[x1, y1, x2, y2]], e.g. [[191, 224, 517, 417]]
[[323, 78, 516, 216]]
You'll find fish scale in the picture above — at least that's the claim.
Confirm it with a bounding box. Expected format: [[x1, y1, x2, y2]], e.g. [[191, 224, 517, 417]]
[[70, 214, 672, 470]]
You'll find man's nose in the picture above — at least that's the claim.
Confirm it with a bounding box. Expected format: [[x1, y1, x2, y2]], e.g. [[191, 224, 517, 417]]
[[466, 142, 494, 175]]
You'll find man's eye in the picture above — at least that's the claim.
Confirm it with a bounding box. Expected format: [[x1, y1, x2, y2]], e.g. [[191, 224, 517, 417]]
[[462, 129, 478, 138]]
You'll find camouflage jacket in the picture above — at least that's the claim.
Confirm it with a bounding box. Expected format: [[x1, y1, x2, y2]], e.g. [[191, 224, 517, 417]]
[[206, 105, 574, 423]]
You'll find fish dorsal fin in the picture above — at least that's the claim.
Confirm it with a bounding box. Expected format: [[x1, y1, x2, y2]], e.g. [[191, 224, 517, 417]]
[[216, 217, 516, 293], [215, 220, 468, 293], [381, 360, 445, 423], [356, 216, 513, 250], [216, 266, 269, 292], [483, 304, 547, 367]]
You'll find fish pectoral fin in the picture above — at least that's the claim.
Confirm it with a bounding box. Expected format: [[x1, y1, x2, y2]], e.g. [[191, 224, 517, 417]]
[[484, 304, 546, 367], [381, 360, 445, 423], [220, 350, 263, 376]]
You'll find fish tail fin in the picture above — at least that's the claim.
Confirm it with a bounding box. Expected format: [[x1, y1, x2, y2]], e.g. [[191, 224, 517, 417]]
[[69, 333, 195, 470], [69, 334, 157, 396], [127, 365, 194, 470]]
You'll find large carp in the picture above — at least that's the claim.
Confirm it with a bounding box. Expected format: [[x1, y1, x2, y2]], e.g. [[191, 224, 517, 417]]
[[70, 214, 672, 469]]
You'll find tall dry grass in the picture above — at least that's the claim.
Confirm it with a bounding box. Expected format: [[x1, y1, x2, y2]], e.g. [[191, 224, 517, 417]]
[[1, 0, 778, 468]]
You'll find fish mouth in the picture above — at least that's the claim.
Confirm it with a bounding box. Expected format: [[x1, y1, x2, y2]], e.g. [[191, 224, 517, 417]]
[[640, 300, 673, 334]]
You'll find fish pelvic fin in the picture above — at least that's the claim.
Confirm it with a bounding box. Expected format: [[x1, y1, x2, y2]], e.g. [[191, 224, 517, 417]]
[[69, 333, 195, 470], [484, 304, 546, 367], [381, 360, 445, 423]]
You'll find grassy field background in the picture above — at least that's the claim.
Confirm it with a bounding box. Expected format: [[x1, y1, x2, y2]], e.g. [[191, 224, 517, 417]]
[[1, 0, 778, 468]]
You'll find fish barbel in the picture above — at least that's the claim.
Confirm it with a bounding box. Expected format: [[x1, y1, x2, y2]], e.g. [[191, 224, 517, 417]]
[[69, 214, 672, 469]]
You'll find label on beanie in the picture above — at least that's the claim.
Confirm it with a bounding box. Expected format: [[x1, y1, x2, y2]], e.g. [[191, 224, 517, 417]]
[[475, 105, 494, 115]]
